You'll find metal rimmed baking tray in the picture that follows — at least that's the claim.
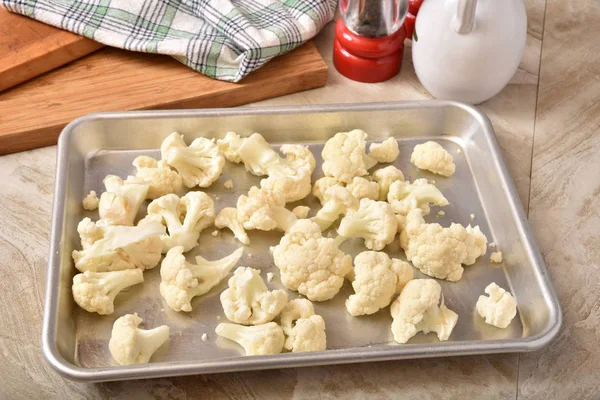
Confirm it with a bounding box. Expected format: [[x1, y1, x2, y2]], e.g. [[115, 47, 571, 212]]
[[43, 101, 562, 382]]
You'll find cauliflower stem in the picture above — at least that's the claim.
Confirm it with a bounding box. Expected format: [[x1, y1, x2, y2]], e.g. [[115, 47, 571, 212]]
[[215, 207, 250, 245]]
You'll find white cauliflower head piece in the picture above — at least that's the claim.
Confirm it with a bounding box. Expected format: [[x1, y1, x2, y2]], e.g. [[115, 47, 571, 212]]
[[321, 129, 377, 183], [387, 178, 449, 216], [82, 190, 99, 211], [72, 221, 165, 272], [132, 156, 183, 200], [159, 246, 243, 312], [161, 132, 224, 188], [400, 209, 488, 281], [372, 166, 405, 201], [76, 217, 109, 249], [287, 315, 326, 353], [260, 144, 316, 203], [279, 298, 326, 352], [215, 207, 250, 245], [217, 132, 280, 176], [147, 191, 215, 253], [476, 283, 517, 328], [215, 322, 284, 356], [311, 186, 358, 231], [216, 131, 244, 163], [312, 177, 342, 205], [369, 138, 399, 163], [99, 175, 150, 226], [218, 134, 317, 203], [390, 279, 458, 344], [220, 267, 288, 325], [337, 198, 398, 251], [72, 269, 144, 315], [272, 219, 352, 301], [236, 186, 297, 232], [346, 177, 380, 201], [279, 298, 315, 339], [411, 141, 456, 177], [346, 251, 413, 316], [109, 313, 170, 365]]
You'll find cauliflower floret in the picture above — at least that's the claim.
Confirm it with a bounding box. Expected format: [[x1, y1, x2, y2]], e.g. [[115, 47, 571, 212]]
[[321, 129, 377, 183], [161, 132, 224, 188], [490, 251, 503, 263], [476, 283, 517, 328], [147, 191, 215, 253], [279, 298, 326, 352], [99, 175, 150, 226], [72, 221, 166, 272], [346, 177, 380, 201], [372, 166, 405, 201], [132, 156, 183, 200], [400, 209, 488, 281], [237, 186, 297, 232], [215, 322, 284, 356], [76, 217, 109, 249], [312, 177, 342, 205], [217, 132, 280, 176], [390, 279, 458, 344], [287, 315, 327, 353], [369, 138, 399, 163], [109, 313, 170, 365], [387, 179, 449, 216], [219, 133, 317, 202], [411, 141, 456, 177], [346, 252, 413, 316], [220, 267, 288, 325], [260, 144, 316, 203], [272, 219, 352, 301], [217, 132, 244, 163], [215, 207, 250, 245], [82, 190, 99, 211], [159, 246, 243, 312], [292, 205, 311, 219], [311, 186, 358, 231], [72, 269, 144, 315], [280, 299, 315, 339], [337, 198, 398, 251]]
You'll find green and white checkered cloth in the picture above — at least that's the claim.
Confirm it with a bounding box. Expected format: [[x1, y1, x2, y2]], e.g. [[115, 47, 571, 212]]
[[1, 0, 336, 82]]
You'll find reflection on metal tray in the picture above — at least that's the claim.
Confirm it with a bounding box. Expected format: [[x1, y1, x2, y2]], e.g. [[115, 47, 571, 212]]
[[43, 101, 561, 382]]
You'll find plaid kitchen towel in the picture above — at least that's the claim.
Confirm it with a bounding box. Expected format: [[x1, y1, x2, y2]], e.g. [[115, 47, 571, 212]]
[[1, 0, 337, 82]]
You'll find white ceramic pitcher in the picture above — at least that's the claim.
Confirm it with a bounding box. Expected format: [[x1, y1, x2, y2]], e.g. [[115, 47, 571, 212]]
[[412, 0, 527, 104]]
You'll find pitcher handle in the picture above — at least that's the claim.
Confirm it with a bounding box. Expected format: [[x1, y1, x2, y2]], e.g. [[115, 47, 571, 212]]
[[453, 0, 477, 34]]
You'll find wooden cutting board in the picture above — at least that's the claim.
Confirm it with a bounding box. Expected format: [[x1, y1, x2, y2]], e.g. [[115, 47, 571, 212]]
[[0, 9, 103, 92], [0, 41, 328, 155]]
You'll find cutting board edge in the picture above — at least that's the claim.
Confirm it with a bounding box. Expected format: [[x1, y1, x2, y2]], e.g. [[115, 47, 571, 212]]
[[0, 65, 328, 155]]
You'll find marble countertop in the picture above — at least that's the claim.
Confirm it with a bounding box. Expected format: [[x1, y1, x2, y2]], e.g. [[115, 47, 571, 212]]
[[1, 0, 598, 398]]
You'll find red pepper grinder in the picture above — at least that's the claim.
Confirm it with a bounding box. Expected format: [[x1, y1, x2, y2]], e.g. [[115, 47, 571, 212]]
[[334, 0, 409, 83]]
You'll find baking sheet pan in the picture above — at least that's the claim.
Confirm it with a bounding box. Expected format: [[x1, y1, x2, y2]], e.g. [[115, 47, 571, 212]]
[[43, 101, 562, 382]]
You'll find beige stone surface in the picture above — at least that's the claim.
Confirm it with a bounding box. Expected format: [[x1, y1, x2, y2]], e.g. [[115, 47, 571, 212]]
[[517, 0, 600, 398], [1, 0, 597, 398]]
